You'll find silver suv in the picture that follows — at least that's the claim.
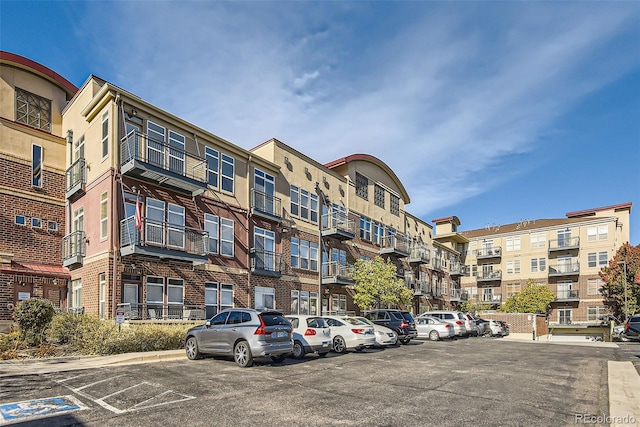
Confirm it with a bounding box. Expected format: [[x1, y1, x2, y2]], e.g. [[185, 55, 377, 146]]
[[184, 308, 293, 367]]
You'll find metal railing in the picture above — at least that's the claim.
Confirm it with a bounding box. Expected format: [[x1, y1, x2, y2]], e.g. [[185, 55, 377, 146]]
[[409, 245, 430, 263], [477, 270, 502, 280], [62, 230, 86, 261], [449, 263, 465, 275], [380, 234, 410, 254], [548, 263, 580, 275], [431, 258, 442, 270], [120, 216, 208, 256], [251, 188, 281, 218], [250, 248, 283, 273], [65, 158, 86, 193], [556, 289, 580, 300], [120, 130, 207, 183], [549, 237, 580, 250], [321, 211, 356, 235], [322, 262, 354, 281], [476, 247, 502, 258], [475, 294, 502, 303], [117, 303, 207, 321]]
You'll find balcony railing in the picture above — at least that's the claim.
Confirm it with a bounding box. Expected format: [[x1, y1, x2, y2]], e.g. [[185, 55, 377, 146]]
[[476, 247, 502, 259], [411, 280, 430, 296], [481, 294, 502, 304], [120, 131, 208, 195], [322, 262, 354, 284], [117, 303, 208, 321], [477, 270, 502, 281], [449, 289, 463, 301], [431, 258, 442, 270], [321, 211, 356, 241], [120, 216, 208, 263], [380, 234, 410, 257], [65, 158, 86, 199], [449, 263, 465, 275], [408, 245, 430, 264], [250, 248, 283, 277], [251, 188, 282, 222], [555, 289, 580, 301], [62, 230, 86, 267], [548, 263, 580, 276], [549, 237, 580, 251]]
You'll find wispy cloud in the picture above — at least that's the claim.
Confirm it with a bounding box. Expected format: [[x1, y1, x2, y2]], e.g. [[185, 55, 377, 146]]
[[79, 2, 639, 218]]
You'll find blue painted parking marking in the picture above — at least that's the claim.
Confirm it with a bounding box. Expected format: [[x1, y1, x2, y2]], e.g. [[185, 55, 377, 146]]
[[0, 395, 85, 424]]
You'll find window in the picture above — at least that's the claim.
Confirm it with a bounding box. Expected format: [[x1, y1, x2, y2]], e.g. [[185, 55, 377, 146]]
[[506, 283, 521, 299], [587, 278, 604, 295], [205, 283, 219, 318], [255, 286, 275, 310], [220, 218, 234, 256], [146, 277, 164, 305], [206, 147, 219, 188], [355, 172, 368, 200], [221, 284, 234, 310], [291, 290, 314, 315], [71, 279, 82, 310], [360, 216, 372, 241], [101, 111, 109, 159], [47, 221, 58, 232], [168, 130, 185, 174], [32, 144, 43, 187], [506, 236, 521, 251], [506, 260, 520, 274], [588, 251, 609, 268], [373, 221, 385, 245], [74, 135, 85, 162], [15, 215, 27, 226], [291, 238, 318, 271], [530, 232, 546, 249], [167, 278, 184, 305], [147, 121, 166, 168], [331, 294, 347, 314], [374, 184, 385, 208], [531, 258, 546, 272], [167, 203, 185, 249], [16, 87, 51, 132], [221, 153, 234, 193], [99, 273, 106, 320], [73, 206, 84, 232], [31, 217, 42, 228], [204, 213, 219, 254], [290, 185, 299, 217], [254, 227, 276, 271], [598, 251, 608, 267], [390, 194, 399, 216], [558, 308, 572, 325], [587, 306, 607, 321], [587, 225, 608, 242], [100, 192, 108, 239], [289, 185, 318, 223]]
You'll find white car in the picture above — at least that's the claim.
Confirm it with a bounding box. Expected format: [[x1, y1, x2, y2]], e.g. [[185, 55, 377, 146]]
[[415, 316, 456, 341], [322, 316, 376, 353], [285, 315, 332, 359], [354, 316, 398, 347], [417, 311, 467, 337], [487, 320, 506, 337]]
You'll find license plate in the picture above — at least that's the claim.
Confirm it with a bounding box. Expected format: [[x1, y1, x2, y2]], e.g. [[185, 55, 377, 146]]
[[322, 341, 330, 347], [272, 331, 288, 338]]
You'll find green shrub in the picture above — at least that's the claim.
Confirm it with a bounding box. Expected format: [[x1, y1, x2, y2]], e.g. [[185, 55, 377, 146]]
[[13, 299, 56, 346], [47, 312, 102, 350]]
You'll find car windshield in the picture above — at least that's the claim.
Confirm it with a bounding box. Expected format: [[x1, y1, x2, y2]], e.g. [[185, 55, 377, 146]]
[[343, 317, 367, 325], [260, 314, 290, 326], [307, 317, 327, 328], [401, 312, 414, 322], [356, 317, 374, 326]]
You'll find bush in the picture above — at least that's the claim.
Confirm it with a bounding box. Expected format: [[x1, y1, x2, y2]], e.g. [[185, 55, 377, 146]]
[[13, 299, 56, 346], [47, 312, 102, 350]]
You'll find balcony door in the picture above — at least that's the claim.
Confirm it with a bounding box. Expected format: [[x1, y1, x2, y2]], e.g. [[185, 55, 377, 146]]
[[124, 122, 140, 160], [147, 121, 166, 168], [168, 130, 185, 175], [254, 168, 275, 214], [482, 287, 493, 302], [167, 203, 185, 250], [254, 228, 275, 271], [146, 198, 165, 246], [482, 263, 493, 279], [481, 240, 493, 256], [123, 193, 139, 246], [557, 229, 571, 248], [123, 283, 139, 319], [557, 281, 573, 299], [557, 255, 572, 273]]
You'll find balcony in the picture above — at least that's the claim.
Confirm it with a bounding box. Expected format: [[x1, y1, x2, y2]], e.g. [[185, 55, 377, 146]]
[[431, 258, 442, 271], [250, 248, 282, 277], [321, 211, 356, 241], [476, 247, 502, 259], [449, 289, 463, 302], [322, 262, 354, 285], [449, 263, 465, 276], [120, 216, 208, 264], [549, 237, 580, 252], [117, 303, 208, 321], [548, 262, 580, 277], [380, 234, 410, 258], [555, 289, 580, 301], [480, 294, 502, 304], [411, 280, 430, 296], [251, 189, 282, 222], [120, 131, 208, 196], [408, 244, 430, 264], [62, 230, 86, 267], [65, 158, 86, 200], [477, 270, 502, 282]]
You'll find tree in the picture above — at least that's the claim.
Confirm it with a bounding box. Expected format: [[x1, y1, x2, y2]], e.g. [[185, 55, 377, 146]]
[[503, 279, 556, 314], [351, 256, 414, 311], [599, 243, 640, 321], [460, 299, 493, 315]]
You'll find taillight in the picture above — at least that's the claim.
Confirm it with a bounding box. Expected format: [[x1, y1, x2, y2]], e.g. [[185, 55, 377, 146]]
[[304, 328, 316, 336], [399, 322, 409, 329], [351, 328, 365, 334], [445, 324, 451, 328], [456, 321, 463, 325], [625, 323, 630, 331], [254, 317, 267, 335]]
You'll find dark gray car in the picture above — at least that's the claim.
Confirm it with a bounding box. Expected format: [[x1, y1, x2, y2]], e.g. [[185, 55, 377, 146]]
[[184, 308, 293, 367]]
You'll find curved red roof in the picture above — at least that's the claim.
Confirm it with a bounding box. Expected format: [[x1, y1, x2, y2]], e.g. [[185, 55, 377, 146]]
[[0, 51, 78, 97]]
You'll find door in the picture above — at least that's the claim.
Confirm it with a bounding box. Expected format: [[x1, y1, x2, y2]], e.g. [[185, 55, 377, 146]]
[[254, 228, 275, 271], [123, 193, 139, 246], [146, 121, 166, 168], [167, 203, 185, 250], [146, 198, 165, 246], [199, 311, 229, 353], [254, 169, 275, 215], [123, 283, 140, 319], [557, 255, 572, 274], [168, 130, 185, 175], [124, 122, 140, 160]]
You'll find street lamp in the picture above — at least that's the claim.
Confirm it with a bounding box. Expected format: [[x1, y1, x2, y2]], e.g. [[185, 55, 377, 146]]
[[617, 261, 628, 321]]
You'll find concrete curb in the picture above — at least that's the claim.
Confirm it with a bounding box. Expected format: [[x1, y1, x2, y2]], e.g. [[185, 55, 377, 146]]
[[608, 361, 640, 426]]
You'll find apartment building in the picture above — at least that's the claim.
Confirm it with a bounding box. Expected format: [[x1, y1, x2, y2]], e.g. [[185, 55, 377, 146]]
[[0, 52, 78, 331], [438, 202, 632, 327]]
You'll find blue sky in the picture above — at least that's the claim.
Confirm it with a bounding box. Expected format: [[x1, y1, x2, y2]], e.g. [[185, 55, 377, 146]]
[[2, 1, 639, 244]]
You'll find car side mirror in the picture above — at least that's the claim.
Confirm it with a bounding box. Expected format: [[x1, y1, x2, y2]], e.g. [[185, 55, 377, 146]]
[[205, 321, 211, 327]]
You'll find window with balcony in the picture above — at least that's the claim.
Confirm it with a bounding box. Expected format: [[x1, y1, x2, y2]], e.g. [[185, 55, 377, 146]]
[[168, 130, 186, 174], [360, 215, 372, 241], [167, 278, 184, 306], [147, 121, 166, 168], [205, 147, 219, 188], [74, 135, 85, 162], [255, 286, 275, 310], [32, 144, 43, 187], [355, 172, 368, 200], [254, 168, 276, 214], [16, 87, 51, 132], [558, 307, 572, 324], [374, 184, 385, 208], [390, 194, 399, 216], [204, 213, 219, 254], [146, 277, 164, 307], [373, 221, 385, 245]]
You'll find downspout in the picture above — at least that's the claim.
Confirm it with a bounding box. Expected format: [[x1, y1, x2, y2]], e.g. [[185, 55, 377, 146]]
[[65, 129, 73, 309], [247, 154, 252, 308], [111, 94, 122, 319]]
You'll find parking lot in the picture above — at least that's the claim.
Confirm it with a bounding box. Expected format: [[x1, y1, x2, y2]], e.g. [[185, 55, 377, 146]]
[[2, 337, 636, 426]]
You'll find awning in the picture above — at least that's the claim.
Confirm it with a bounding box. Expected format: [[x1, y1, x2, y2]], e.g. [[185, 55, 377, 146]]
[[0, 261, 70, 279]]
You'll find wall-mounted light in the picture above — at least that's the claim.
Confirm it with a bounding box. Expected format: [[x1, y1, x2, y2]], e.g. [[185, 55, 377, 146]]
[[284, 156, 290, 165], [52, 278, 58, 285], [131, 108, 138, 117], [304, 167, 310, 175]]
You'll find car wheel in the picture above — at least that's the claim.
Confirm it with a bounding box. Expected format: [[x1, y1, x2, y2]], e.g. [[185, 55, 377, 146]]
[[355, 346, 364, 352], [400, 338, 410, 345], [234, 340, 253, 368], [291, 340, 305, 359], [318, 351, 329, 358], [185, 336, 201, 360], [271, 354, 287, 363], [429, 330, 440, 341], [333, 336, 347, 353]]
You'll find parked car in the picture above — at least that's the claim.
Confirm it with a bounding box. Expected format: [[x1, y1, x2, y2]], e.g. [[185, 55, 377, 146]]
[[462, 313, 479, 336], [285, 315, 332, 359], [323, 316, 376, 353], [417, 311, 467, 337], [474, 317, 491, 336], [354, 316, 398, 347], [184, 309, 293, 367], [364, 309, 418, 344], [487, 320, 506, 337], [623, 315, 640, 341], [415, 316, 456, 341]]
